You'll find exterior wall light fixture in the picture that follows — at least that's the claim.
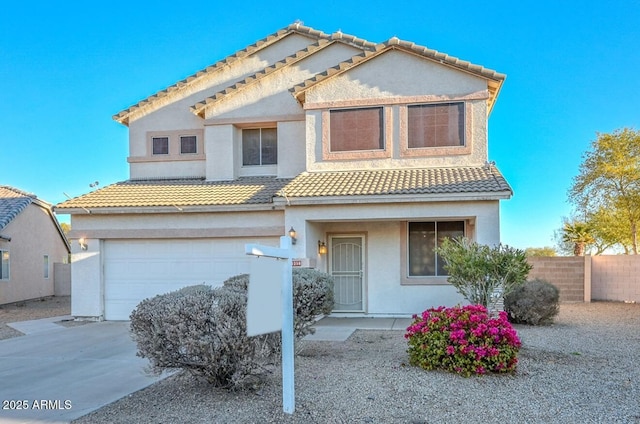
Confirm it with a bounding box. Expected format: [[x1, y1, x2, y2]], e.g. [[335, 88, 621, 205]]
[[288, 227, 297, 245], [318, 241, 327, 255], [79, 238, 88, 250]]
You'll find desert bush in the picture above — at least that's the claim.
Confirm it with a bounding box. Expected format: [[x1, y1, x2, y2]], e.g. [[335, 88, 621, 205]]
[[437, 238, 532, 313], [405, 304, 521, 377], [130, 268, 334, 389], [504, 278, 560, 325]]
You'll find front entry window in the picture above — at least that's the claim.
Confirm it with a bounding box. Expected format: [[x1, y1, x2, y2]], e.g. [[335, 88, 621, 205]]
[[408, 221, 465, 276]]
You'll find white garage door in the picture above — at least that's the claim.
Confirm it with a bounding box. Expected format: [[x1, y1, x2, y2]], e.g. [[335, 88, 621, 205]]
[[103, 238, 276, 320]]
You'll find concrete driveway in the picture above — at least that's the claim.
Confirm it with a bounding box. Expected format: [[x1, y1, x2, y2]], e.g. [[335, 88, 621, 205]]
[[0, 318, 167, 423]]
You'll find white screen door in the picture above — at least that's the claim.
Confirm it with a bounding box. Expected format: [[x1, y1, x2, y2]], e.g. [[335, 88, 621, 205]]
[[330, 235, 365, 312]]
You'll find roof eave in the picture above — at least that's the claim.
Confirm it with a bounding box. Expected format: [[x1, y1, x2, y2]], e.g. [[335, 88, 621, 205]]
[[273, 191, 513, 206], [55, 203, 284, 215]]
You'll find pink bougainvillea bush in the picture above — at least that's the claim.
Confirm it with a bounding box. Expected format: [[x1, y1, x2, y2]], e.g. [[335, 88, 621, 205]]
[[405, 304, 521, 377]]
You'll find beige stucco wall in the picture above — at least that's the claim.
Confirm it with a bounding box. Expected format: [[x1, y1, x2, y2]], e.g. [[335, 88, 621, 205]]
[[302, 49, 491, 172], [0, 204, 69, 304], [283, 200, 501, 315], [126, 33, 322, 180], [68, 209, 285, 318], [69, 210, 284, 238], [305, 50, 488, 102]]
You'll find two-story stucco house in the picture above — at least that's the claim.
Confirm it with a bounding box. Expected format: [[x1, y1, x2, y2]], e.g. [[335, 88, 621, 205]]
[[56, 23, 512, 320]]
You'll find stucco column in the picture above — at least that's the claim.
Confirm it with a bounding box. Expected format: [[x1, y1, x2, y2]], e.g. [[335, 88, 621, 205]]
[[70, 238, 103, 320]]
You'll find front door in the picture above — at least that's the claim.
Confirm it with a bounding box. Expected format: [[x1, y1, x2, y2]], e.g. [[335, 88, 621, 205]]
[[330, 235, 365, 312]]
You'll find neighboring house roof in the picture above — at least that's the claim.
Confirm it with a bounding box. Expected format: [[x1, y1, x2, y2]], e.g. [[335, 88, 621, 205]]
[[113, 22, 375, 125], [291, 38, 506, 112], [55, 166, 511, 212], [276, 166, 512, 203], [55, 178, 292, 211], [0, 186, 70, 251], [0, 186, 33, 231]]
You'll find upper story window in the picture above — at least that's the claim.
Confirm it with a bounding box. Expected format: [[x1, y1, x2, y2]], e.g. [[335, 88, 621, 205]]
[[180, 136, 197, 154], [329, 107, 384, 152], [242, 128, 277, 166], [152, 137, 169, 155], [408, 102, 465, 148], [0, 250, 9, 280]]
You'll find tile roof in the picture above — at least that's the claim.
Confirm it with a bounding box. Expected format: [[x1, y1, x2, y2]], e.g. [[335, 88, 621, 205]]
[[0, 186, 36, 230], [277, 166, 512, 199], [291, 38, 506, 112], [56, 167, 511, 211], [55, 178, 292, 210], [113, 22, 375, 125], [190, 35, 375, 118]]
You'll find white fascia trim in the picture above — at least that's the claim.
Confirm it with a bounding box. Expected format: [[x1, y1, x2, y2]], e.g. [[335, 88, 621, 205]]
[[273, 191, 512, 206], [57, 204, 284, 215]]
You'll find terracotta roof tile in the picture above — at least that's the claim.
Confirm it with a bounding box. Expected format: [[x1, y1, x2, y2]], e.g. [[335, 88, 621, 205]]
[[55, 178, 291, 210], [277, 166, 512, 199], [56, 167, 511, 211]]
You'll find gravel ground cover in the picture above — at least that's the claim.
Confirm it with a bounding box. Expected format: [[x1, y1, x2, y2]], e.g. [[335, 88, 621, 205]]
[[0, 296, 70, 340], [72, 302, 639, 424]]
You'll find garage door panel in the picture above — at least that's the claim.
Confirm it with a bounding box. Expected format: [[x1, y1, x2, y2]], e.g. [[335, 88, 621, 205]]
[[103, 238, 275, 320]]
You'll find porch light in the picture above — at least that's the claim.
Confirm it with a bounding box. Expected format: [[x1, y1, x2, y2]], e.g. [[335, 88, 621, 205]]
[[318, 241, 327, 255], [288, 227, 297, 245], [78, 238, 88, 250]]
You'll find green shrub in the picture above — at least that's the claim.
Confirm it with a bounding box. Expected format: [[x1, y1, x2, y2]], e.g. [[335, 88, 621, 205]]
[[130, 268, 334, 389], [504, 278, 560, 325], [405, 304, 521, 377], [437, 238, 532, 313]]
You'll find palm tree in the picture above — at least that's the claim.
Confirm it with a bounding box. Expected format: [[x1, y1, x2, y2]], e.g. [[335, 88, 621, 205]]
[[562, 222, 595, 256]]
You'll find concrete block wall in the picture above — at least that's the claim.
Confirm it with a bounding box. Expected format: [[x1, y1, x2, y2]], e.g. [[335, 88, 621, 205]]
[[527, 257, 587, 302], [591, 256, 640, 303]]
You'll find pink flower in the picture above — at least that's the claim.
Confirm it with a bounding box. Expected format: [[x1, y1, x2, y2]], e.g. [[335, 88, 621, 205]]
[[446, 345, 456, 355]]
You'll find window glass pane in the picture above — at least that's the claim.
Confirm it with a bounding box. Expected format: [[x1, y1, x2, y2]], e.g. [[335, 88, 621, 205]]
[[436, 221, 465, 275], [180, 136, 197, 154], [261, 128, 278, 165], [330, 107, 384, 152], [43, 255, 49, 279], [242, 129, 261, 165], [0, 250, 9, 280], [152, 137, 169, 155], [408, 222, 436, 276], [408, 103, 464, 148]]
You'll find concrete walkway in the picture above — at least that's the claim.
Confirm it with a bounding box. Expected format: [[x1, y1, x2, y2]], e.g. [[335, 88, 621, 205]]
[[305, 316, 413, 341], [0, 317, 167, 424]]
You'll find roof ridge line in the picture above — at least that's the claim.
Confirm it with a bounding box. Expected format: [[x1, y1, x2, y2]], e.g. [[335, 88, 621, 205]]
[[113, 23, 336, 125], [190, 39, 338, 116]]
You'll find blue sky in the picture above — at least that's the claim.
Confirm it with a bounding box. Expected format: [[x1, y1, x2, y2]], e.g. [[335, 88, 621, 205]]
[[1, 1, 639, 250]]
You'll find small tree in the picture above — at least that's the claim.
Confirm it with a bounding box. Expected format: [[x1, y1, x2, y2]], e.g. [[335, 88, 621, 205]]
[[437, 238, 532, 312], [561, 221, 595, 256]]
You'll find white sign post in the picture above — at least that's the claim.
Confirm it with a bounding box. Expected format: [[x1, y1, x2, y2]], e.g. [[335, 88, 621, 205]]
[[245, 236, 295, 414]]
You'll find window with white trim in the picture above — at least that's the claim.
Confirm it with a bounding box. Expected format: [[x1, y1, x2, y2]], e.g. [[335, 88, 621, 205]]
[[408, 221, 465, 277], [408, 102, 465, 148], [242, 128, 277, 166], [0, 250, 9, 280]]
